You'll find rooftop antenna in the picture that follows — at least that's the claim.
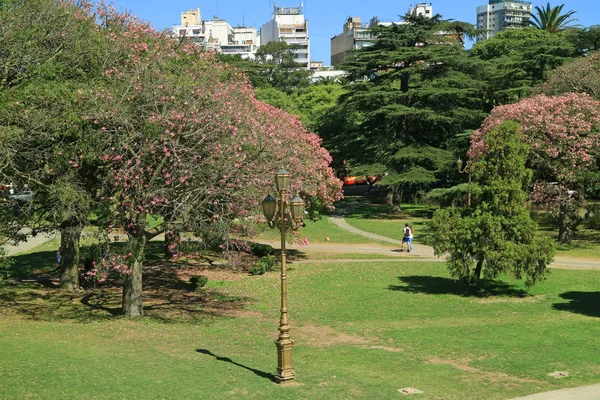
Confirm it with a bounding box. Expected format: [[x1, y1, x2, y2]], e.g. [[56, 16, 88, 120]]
[[216, 0, 219, 18], [242, 12, 245, 26]]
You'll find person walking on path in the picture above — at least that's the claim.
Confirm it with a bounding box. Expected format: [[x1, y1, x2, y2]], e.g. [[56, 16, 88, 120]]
[[55, 247, 62, 273], [402, 223, 413, 252]]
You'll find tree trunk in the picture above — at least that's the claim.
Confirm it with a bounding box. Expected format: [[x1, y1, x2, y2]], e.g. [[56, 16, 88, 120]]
[[391, 184, 403, 212], [470, 258, 484, 286], [557, 211, 571, 243], [122, 217, 147, 317], [59, 224, 83, 290], [385, 187, 394, 206], [397, 185, 404, 212], [400, 72, 410, 93]]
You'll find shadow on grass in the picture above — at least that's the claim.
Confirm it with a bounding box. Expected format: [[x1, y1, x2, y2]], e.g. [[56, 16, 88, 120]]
[[280, 249, 308, 263], [0, 283, 252, 323], [388, 275, 529, 297], [552, 291, 600, 318], [10, 250, 57, 280], [3, 239, 264, 323], [1, 260, 254, 323], [80, 292, 122, 316], [8, 241, 167, 281], [196, 349, 277, 382]]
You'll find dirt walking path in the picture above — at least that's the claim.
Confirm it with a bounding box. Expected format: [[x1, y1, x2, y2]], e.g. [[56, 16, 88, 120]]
[[4, 208, 600, 271], [2, 229, 58, 256], [262, 206, 600, 270]]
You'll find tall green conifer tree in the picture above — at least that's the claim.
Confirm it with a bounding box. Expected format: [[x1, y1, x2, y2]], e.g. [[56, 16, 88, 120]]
[[428, 122, 555, 288], [322, 14, 489, 209]]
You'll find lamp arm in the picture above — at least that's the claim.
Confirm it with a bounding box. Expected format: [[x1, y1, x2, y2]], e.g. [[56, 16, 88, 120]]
[[266, 200, 304, 231]]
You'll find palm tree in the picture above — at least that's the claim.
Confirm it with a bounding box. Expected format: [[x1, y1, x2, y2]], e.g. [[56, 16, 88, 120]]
[[526, 2, 578, 33]]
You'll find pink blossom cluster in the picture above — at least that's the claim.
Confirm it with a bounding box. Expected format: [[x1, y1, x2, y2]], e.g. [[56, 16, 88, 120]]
[[68, 1, 342, 273], [470, 93, 600, 215], [536, 52, 600, 98], [470, 93, 600, 178], [530, 182, 578, 213]]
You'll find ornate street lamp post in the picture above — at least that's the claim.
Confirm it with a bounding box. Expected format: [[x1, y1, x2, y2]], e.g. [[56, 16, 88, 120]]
[[457, 158, 472, 207], [261, 168, 305, 383]]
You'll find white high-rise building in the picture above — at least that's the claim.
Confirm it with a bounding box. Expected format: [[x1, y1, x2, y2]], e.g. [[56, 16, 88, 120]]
[[260, 5, 310, 69], [476, 0, 532, 41], [172, 8, 260, 59], [330, 4, 433, 66]]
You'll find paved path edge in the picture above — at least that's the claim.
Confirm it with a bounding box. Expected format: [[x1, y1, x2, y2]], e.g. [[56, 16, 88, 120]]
[[508, 383, 600, 400]]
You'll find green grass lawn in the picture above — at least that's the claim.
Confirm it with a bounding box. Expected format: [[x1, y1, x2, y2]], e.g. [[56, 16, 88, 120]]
[[255, 214, 389, 245], [1, 246, 599, 399], [540, 227, 600, 259], [343, 202, 433, 244], [343, 201, 600, 258]]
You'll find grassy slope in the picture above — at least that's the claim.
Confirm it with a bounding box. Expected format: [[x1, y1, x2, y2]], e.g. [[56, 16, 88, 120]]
[[343, 203, 432, 244], [1, 258, 598, 399], [255, 214, 391, 245]]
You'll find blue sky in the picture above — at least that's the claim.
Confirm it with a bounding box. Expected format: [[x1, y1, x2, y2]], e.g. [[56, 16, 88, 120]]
[[110, 1, 598, 64]]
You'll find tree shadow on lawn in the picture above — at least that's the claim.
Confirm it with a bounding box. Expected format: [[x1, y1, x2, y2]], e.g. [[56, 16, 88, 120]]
[[276, 249, 307, 263], [552, 291, 600, 318], [8, 241, 167, 282], [9, 250, 57, 280], [0, 261, 254, 323], [196, 349, 277, 382], [388, 275, 529, 297]]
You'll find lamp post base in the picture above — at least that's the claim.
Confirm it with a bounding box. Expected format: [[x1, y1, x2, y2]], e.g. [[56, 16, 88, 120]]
[[275, 337, 295, 383]]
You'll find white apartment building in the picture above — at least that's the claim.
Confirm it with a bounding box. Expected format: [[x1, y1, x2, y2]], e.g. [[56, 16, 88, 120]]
[[330, 4, 432, 66], [260, 5, 310, 69], [330, 16, 378, 66], [172, 7, 260, 59], [476, 0, 532, 41], [409, 3, 433, 18], [220, 27, 260, 59]]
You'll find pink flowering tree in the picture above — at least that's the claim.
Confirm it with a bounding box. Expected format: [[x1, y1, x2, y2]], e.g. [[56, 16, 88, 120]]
[[469, 93, 600, 242], [536, 51, 600, 99], [82, 5, 341, 316]]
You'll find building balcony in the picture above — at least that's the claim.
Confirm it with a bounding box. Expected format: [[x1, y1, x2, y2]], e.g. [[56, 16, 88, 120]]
[[221, 45, 253, 54], [284, 38, 309, 44], [278, 32, 309, 39]]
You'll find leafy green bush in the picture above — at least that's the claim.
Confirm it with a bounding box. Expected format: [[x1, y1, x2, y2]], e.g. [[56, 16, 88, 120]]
[[189, 275, 208, 291], [0, 247, 13, 284], [250, 243, 274, 258], [250, 255, 275, 276]]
